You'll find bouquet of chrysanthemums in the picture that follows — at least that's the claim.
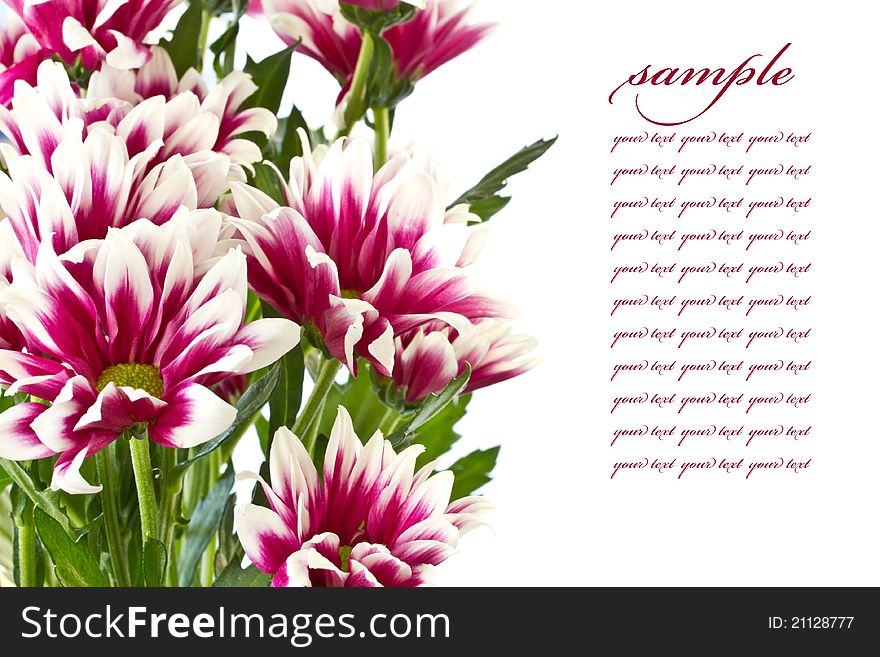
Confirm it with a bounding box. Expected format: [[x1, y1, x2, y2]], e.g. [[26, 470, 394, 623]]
[[0, 0, 552, 587]]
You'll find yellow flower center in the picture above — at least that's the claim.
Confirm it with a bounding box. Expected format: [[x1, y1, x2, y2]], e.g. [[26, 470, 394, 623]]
[[339, 545, 353, 572], [96, 363, 165, 398], [340, 289, 361, 300]]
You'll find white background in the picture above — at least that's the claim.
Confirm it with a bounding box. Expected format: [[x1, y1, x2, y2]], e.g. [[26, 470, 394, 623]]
[[234, 0, 880, 586], [5, 0, 878, 586]]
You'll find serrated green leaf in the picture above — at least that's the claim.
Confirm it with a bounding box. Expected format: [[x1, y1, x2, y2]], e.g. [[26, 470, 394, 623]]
[[178, 467, 235, 586], [387, 365, 471, 448], [449, 447, 499, 500], [142, 538, 167, 587], [173, 365, 281, 476], [160, 0, 204, 77], [415, 394, 471, 469], [243, 46, 296, 115], [451, 138, 557, 222], [213, 563, 272, 587], [466, 195, 512, 222], [34, 508, 109, 587]]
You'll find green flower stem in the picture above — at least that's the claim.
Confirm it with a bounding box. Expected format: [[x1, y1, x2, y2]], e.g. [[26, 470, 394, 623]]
[[157, 446, 180, 584], [340, 31, 376, 137], [293, 358, 342, 449], [303, 398, 327, 458], [200, 538, 217, 587], [15, 502, 36, 587], [379, 406, 401, 435], [198, 9, 212, 70], [0, 458, 72, 536], [373, 106, 390, 169], [129, 437, 159, 544], [95, 448, 130, 587]]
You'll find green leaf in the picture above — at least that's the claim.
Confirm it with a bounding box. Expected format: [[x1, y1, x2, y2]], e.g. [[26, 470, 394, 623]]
[[178, 466, 235, 586], [247, 162, 287, 206], [274, 107, 311, 174], [204, 0, 248, 15], [160, 0, 204, 77], [34, 508, 109, 587], [0, 458, 73, 537], [365, 36, 413, 111], [173, 365, 281, 476], [71, 513, 105, 542], [213, 494, 238, 576], [268, 345, 304, 438], [209, 21, 239, 78], [449, 447, 500, 500], [213, 563, 273, 587], [451, 137, 557, 222], [387, 365, 471, 448], [256, 413, 271, 454], [264, 303, 305, 441], [415, 394, 471, 469], [338, 2, 418, 34], [243, 46, 296, 115], [142, 538, 167, 587], [317, 365, 389, 440], [466, 195, 511, 222]]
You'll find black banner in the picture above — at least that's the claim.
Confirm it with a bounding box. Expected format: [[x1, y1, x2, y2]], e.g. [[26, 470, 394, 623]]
[[0, 587, 876, 652]]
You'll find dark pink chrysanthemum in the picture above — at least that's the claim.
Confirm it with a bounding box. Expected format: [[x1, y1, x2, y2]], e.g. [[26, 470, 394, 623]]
[[224, 134, 508, 377], [237, 406, 491, 587], [0, 210, 300, 494], [393, 320, 539, 404], [265, 0, 493, 94], [3, 0, 180, 71]]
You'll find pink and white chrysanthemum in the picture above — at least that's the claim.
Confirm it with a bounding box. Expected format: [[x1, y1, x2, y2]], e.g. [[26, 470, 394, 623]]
[[225, 134, 507, 377], [237, 406, 491, 587], [3, 0, 180, 71], [0, 209, 300, 494], [0, 59, 272, 211], [87, 46, 278, 176], [0, 13, 43, 106], [0, 119, 207, 261], [393, 320, 539, 404], [265, 0, 492, 95], [0, 219, 29, 351]]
